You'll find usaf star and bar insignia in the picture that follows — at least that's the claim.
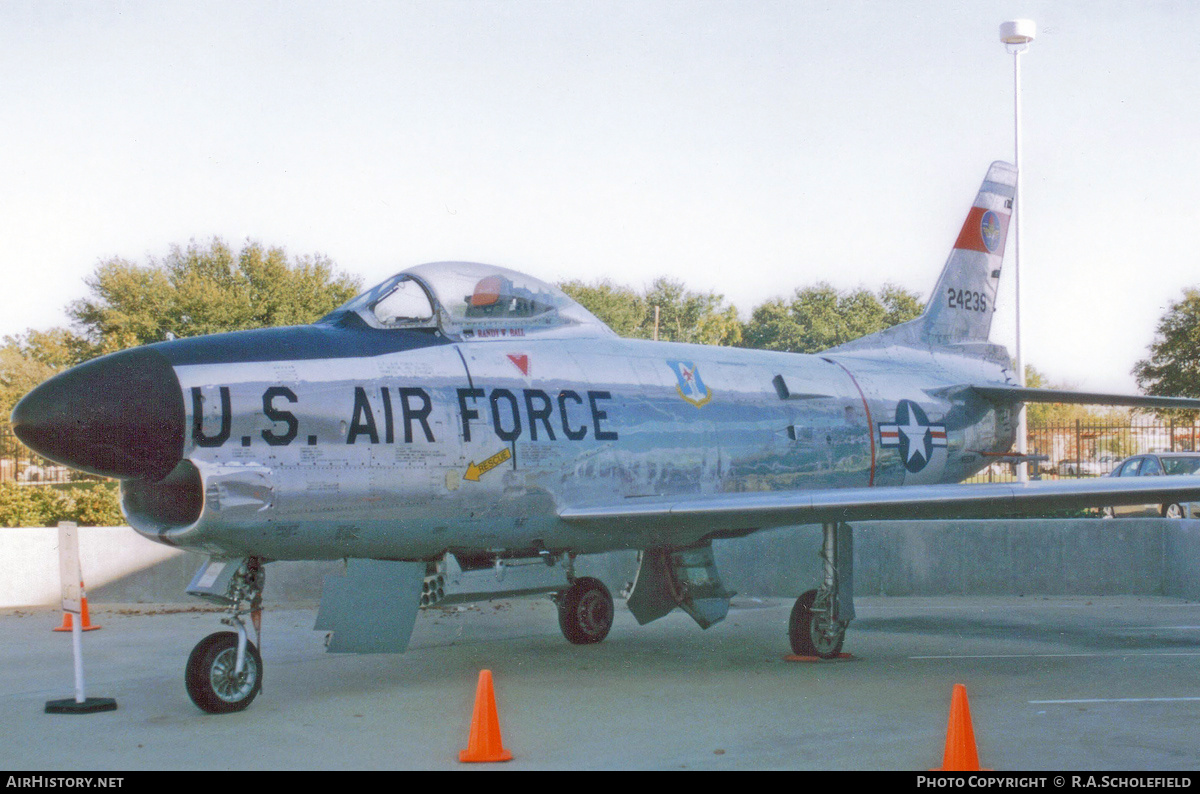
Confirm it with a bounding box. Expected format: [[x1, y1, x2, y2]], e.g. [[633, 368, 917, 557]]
[[878, 399, 947, 473]]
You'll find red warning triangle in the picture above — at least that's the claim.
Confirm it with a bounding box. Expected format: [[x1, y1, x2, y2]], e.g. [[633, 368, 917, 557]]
[[507, 354, 529, 376]]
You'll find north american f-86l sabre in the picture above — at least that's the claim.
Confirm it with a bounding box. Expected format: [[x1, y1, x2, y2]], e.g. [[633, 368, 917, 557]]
[[15, 162, 1200, 713]]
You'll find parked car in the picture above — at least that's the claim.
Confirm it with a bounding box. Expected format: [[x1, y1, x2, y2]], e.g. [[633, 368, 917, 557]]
[[1057, 460, 1089, 476], [1056, 454, 1118, 477], [1100, 452, 1200, 518]]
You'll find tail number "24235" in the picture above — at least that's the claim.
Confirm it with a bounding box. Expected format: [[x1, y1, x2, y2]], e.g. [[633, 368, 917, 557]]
[[947, 287, 988, 313]]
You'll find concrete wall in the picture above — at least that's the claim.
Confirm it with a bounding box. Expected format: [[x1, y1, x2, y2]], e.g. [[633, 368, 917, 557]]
[[714, 519, 1174, 597], [2, 520, 1197, 607], [1164, 520, 1200, 601], [0, 526, 640, 608]]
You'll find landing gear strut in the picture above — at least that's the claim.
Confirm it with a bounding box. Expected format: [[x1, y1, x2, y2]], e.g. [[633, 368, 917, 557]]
[[788, 522, 853, 658], [184, 558, 266, 714]]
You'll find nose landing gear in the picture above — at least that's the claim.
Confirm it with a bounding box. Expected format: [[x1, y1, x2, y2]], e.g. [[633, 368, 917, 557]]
[[184, 557, 266, 714], [185, 630, 263, 714]]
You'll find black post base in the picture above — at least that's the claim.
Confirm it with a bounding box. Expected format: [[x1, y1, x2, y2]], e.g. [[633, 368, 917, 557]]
[[45, 697, 118, 714]]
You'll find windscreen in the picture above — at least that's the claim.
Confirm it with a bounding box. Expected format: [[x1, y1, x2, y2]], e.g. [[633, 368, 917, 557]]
[[1162, 457, 1200, 475]]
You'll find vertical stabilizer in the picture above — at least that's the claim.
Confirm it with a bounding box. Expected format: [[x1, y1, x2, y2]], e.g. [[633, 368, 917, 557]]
[[921, 161, 1016, 345], [827, 162, 1016, 355]]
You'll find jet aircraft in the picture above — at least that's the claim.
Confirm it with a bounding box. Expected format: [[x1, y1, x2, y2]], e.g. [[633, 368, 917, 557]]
[[14, 161, 1200, 713]]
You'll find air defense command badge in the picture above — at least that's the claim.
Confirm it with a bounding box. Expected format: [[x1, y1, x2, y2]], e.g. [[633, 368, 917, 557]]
[[666, 360, 712, 407], [981, 210, 1003, 253]]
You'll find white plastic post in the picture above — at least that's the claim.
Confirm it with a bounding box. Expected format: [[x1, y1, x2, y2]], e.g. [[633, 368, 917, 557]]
[[72, 615, 85, 703], [57, 522, 87, 702]]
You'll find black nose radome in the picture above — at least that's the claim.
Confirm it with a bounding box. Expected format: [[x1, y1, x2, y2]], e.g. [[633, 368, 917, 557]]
[[11, 347, 184, 480]]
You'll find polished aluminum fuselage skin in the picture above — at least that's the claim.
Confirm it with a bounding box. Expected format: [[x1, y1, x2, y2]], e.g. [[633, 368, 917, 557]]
[[133, 332, 1014, 561]]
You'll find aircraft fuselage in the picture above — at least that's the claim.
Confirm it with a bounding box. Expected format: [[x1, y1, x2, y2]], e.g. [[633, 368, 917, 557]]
[[118, 331, 1015, 561]]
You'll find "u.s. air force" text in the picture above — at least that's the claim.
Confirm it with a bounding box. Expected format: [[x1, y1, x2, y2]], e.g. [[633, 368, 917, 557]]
[[190, 386, 618, 448]]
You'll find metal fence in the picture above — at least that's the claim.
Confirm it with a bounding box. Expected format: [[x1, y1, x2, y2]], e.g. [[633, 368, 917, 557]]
[[967, 418, 1200, 484], [0, 430, 73, 484]]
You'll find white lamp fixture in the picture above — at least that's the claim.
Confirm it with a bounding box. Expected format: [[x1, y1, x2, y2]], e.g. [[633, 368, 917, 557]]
[[1000, 19, 1035, 481], [1000, 19, 1036, 47]]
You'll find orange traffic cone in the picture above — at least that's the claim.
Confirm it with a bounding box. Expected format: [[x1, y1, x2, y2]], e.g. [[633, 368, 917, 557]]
[[458, 670, 513, 763], [53, 584, 100, 632], [933, 684, 988, 771]]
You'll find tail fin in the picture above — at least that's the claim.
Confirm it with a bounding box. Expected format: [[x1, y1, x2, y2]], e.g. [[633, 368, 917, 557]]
[[921, 161, 1016, 345], [827, 161, 1016, 354]]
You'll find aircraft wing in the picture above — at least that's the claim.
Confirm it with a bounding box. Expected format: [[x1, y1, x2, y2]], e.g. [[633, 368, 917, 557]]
[[559, 476, 1200, 534], [968, 385, 1200, 411]]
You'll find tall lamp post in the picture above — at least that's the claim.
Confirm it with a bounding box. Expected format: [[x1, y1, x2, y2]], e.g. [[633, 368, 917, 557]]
[[1001, 19, 1035, 481]]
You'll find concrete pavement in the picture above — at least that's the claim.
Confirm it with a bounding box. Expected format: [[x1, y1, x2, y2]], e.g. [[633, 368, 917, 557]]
[[2, 594, 1199, 770]]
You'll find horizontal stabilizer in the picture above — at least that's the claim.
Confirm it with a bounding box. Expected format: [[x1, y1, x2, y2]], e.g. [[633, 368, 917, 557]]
[[970, 385, 1200, 411], [561, 475, 1200, 534]]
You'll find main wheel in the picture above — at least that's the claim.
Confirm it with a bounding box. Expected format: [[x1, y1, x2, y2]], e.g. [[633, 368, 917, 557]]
[[557, 577, 614, 645], [185, 631, 263, 714], [788, 589, 845, 659], [1163, 503, 1185, 519]]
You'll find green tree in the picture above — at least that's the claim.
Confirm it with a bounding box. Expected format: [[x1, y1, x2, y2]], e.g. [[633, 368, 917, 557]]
[[2, 239, 361, 435], [69, 238, 361, 356], [558, 279, 647, 338], [1023, 365, 1129, 426], [1133, 288, 1200, 421], [741, 298, 800, 351], [692, 305, 744, 347], [741, 282, 924, 353], [0, 342, 58, 435], [641, 278, 741, 345], [4, 328, 85, 370], [558, 276, 741, 345], [879, 284, 925, 327], [0, 482, 122, 527]]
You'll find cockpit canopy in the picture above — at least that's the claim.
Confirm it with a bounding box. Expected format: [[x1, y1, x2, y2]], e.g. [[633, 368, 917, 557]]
[[323, 262, 613, 340]]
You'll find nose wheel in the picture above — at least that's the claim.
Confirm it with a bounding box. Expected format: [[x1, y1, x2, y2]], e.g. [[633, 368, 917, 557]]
[[186, 631, 263, 714]]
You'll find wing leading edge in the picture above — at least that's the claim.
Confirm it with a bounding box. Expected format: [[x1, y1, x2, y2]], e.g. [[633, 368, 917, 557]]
[[967, 385, 1200, 411], [559, 476, 1200, 534]]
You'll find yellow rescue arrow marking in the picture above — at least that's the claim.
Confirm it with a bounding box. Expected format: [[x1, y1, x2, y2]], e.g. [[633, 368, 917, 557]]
[[464, 447, 513, 482]]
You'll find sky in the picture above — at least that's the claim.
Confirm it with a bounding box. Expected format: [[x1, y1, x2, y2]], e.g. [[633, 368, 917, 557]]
[[2, 0, 1198, 392]]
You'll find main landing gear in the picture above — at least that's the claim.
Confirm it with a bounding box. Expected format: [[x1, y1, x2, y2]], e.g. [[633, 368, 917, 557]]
[[788, 522, 853, 659], [557, 576, 614, 645], [184, 558, 266, 714], [553, 556, 614, 645]]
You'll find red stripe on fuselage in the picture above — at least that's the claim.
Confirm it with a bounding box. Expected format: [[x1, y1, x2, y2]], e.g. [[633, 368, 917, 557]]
[[831, 360, 875, 487]]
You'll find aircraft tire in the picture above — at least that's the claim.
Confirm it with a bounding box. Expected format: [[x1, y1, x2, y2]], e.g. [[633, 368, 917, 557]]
[[789, 589, 844, 659], [557, 577, 614, 645], [185, 631, 263, 714]]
